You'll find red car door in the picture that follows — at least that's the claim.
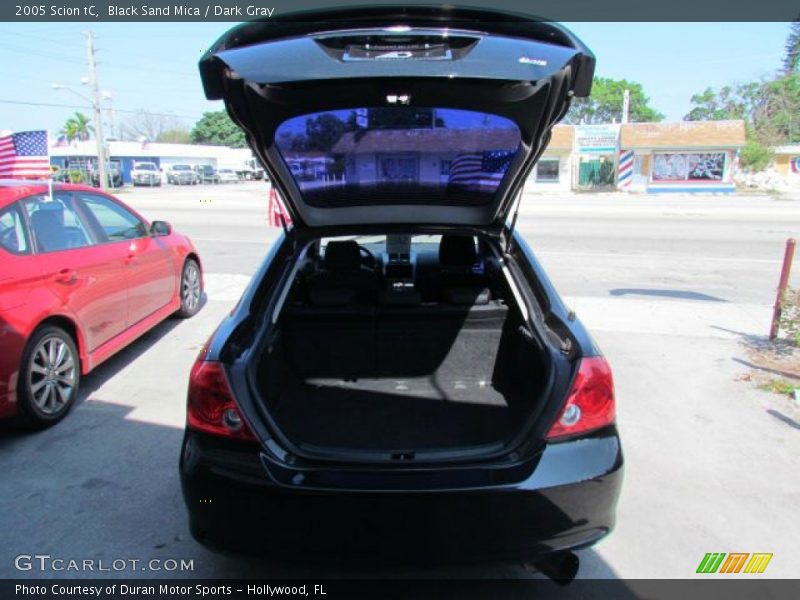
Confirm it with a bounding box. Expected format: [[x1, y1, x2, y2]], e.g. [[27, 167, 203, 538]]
[[75, 192, 176, 327], [23, 192, 129, 353]]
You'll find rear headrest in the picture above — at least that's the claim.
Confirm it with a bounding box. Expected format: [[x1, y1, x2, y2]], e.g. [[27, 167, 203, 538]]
[[324, 240, 361, 271], [439, 235, 477, 268], [443, 287, 491, 306]]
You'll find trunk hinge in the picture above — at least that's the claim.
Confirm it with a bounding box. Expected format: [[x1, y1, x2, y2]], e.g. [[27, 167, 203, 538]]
[[504, 188, 524, 255]]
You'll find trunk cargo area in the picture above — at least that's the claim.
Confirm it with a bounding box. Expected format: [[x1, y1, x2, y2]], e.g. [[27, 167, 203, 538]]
[[256, 298, 548, 454]]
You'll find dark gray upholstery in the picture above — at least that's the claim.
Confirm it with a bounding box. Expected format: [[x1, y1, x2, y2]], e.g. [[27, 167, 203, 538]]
[[30, 209, 67, 252], [306, 240, 380, 303], [439, 234, 477, 267], [261, 297, 545, 452], [438, 234, 491, 302], [323, 240, 361, 270]]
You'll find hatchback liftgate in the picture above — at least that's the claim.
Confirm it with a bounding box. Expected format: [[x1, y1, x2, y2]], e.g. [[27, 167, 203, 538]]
[[199, 7, 595, 230]]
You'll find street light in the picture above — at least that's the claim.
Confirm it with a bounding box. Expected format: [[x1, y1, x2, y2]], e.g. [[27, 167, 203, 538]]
[[51, 82, 91, 103], [52, 81, 112, 189]]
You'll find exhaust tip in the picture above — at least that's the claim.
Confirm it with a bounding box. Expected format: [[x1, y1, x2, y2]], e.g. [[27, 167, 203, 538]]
[[525, 551, 580, 585]]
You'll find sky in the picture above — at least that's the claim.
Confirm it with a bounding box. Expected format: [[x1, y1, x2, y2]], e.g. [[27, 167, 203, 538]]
[[0, 21, 792, 137]]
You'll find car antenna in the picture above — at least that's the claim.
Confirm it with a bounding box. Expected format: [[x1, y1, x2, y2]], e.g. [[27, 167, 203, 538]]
[[504, 188, 524, 256], [47, 173, 54, 203]]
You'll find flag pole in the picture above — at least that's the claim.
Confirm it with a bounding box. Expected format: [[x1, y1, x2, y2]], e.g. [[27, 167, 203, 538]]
[[47, 131, 54, 202]]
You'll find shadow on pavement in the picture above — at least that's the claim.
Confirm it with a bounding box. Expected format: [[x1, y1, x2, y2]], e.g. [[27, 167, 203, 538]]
[[732, 357, 800, 381], [766, 409, 800, 430], [609, 288, 728, 302]]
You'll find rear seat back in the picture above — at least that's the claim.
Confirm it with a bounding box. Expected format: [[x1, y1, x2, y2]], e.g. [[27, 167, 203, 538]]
[[282, 303, 375, 379], [374, 300, 510, 378], [281, 298, 511, 382]]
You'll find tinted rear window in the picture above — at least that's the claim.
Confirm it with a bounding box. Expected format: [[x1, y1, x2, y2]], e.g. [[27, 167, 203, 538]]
[[275, 107, 521, 208]]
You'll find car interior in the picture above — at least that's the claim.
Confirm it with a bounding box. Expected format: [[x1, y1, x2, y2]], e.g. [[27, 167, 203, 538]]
[[26, 201, 90, 252], [256, 233, 549, 457]]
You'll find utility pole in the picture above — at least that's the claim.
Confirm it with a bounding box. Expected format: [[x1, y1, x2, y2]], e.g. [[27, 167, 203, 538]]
[[622, 89, 630, 124], [83, 30, 107, 191]]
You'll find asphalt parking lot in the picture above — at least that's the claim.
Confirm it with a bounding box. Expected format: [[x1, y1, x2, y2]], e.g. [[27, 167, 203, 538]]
[[1, 182, 799, 581]]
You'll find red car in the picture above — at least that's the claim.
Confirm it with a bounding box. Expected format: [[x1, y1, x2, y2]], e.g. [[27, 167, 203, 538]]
[[0, 181, 203, 428]]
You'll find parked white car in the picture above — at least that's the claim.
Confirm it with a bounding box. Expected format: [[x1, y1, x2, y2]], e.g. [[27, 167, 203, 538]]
[[217, 168, 240, 184]]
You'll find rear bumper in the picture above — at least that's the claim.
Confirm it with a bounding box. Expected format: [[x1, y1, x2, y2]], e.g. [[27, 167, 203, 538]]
[[180, 427, 623, 564]]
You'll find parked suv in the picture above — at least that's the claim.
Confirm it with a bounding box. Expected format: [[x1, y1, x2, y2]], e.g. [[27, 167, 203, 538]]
[[167, 164, 198, 185], [131, 162, 161, 186], [194, 165, 219, 184], [181, 7, 621, 580]]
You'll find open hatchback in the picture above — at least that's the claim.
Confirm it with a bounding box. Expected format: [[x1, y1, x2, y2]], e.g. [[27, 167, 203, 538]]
[[199, 6, 595, 229], [182, 7, 622, 568]]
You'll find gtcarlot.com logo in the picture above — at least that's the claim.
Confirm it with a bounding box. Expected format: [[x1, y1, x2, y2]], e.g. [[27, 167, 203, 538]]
[[14, 554, 194, 573], [696, 552, 773, 574]]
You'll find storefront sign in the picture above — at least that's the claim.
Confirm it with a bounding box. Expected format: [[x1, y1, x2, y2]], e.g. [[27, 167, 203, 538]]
[[574, 124, 620, 153]]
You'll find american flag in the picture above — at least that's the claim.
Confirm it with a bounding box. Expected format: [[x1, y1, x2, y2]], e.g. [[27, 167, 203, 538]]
[[0, 130, 50, 179], [447, 150, 515, 187]]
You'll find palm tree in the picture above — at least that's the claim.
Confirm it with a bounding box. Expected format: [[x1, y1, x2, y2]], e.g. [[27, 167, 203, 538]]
[[60, 112, 93, 142]]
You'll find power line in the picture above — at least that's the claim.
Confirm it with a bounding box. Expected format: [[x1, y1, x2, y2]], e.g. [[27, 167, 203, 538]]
[[0, 28, 79, 43], [0, 99, 201, 120], [0, 43, 86, 65]]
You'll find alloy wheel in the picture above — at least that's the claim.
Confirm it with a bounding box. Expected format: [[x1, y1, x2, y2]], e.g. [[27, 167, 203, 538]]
[[182, 262, 201, 312], [28, 336, 76, 415]]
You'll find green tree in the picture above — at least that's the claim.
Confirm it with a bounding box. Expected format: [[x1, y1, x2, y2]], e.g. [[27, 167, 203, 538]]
[[60, 112, 93, 142], [366, 107, 445, 129], [190, 111, 246, 147], [563, 78, 664, 124], [156, 128, 192, 144], [685, 76, 800, 146], [303, 113, 350, 152], [755, 74, 800, 144], [738, 139, 773, 172], [683, 86, 750, 121], [783, 20, 800, 75]]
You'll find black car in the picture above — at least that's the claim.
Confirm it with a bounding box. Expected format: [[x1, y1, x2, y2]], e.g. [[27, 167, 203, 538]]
[[180, 7, 622, 579], [91, 164, 123, 188]]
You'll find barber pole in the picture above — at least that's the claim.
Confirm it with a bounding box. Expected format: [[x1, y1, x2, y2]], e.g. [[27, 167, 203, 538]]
[[617, 149, 634, 189], [267, 186, 292, 228]]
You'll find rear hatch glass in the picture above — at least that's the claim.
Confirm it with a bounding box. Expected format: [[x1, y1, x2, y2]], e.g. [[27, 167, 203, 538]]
[[275, 107, 521, 208]]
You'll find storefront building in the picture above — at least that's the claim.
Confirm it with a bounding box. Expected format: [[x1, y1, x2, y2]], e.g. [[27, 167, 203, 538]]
[[523, 125, 573, 192], [772, 145, 800, 185], [618, 120, 745, 194]]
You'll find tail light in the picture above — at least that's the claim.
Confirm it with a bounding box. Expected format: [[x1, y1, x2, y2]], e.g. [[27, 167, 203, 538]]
[[187, 359, 257, 442], [546, 356, 616, 441]]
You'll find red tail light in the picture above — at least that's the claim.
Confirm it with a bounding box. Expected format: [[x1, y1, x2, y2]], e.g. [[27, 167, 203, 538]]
[[187, 359, 257, 442], [546, 356, 616, 441]]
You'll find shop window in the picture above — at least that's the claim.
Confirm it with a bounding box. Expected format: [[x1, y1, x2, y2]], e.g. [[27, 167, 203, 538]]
[[536, 159, 560, 182], [652, 152, 726, 181]]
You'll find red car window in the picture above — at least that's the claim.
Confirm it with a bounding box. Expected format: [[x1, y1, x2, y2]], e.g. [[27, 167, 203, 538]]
[[23, 193, 93, 253], [76, 193, 147, 242], [0, 204, 31, 254]]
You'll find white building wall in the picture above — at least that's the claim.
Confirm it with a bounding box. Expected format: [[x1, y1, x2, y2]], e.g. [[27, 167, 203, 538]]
[[524, 151, 572, 192]]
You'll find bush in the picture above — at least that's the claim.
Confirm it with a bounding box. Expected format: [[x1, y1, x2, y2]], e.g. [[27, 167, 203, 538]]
[[739, 140, 773, 172], [779, 287, 800, 346], [67, 170, 85, 183]]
